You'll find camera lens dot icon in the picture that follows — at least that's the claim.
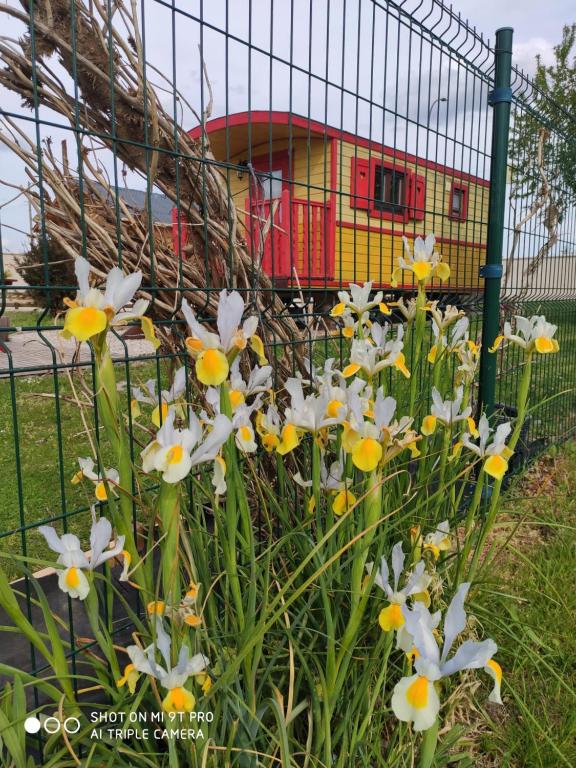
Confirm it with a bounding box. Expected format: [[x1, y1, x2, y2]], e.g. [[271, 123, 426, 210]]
[[24, 717, 42, 734]]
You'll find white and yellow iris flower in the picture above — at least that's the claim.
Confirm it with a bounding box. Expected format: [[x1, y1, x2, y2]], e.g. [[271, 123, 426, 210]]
[[38, 517, 125, 600], [461, 414, 512, 480], [124, 618, 209, 713], [391, 582, 501, 732], [391, 234, 451, 287], [343, 390, 418, 471], [62, 256, 157, 347], [276, 377, 345, 455], [427, 316, 469, 364], [132, 368, 187, 427], [330, 281, 390, 322], [490, 315, 559, 355], [228, 358, 273, 411], [367, 541, 432, 634], [342, 323, 408, 379], [422, 520, 452, 560], [256, 404, 282, 453], [421, 386, 472, 436], [294, 453, 356, 516], [181, 292, 265, 386], [141, 407, 232, 485], [71, 457, 119, 501]]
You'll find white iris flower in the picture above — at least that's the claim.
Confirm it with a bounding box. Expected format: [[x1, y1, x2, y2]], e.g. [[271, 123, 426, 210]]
[[125, 617, 209, 713], [39, 517, 125, 600], [391, 583, 500, 732]]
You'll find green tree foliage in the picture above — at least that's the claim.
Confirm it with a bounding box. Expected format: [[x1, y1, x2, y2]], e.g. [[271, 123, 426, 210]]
[[509, 24, 576, 215]]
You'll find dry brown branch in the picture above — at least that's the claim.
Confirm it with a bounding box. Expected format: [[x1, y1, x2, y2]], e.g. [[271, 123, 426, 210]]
[[0, 0, 305, 376]]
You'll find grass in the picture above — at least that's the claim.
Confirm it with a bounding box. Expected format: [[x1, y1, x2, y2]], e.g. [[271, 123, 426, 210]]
[[0, 358, 162, 577], [472, 442, 576, 767]]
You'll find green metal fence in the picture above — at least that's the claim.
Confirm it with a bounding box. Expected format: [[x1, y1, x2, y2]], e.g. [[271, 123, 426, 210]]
[[0, 0, 575, 673]]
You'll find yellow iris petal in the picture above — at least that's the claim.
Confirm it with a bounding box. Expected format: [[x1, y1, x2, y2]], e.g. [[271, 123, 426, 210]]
[[421, 415, 437, 436], [332, 489, 356, 516], [534, 336, 557, 354], [406, 676, 430, 709], [428, 345, 438, 364], [394, 352, 411, 379], [489, 335, 504, 353], [352, 438, 382, 472], [147, 601, 166, 616], [229, 389, 245, 410], [250, 334, 268, 365], [326, 399, 344, 419], [141, 316, 160, 350], [467, 417, 479, 438], [162, 686, 196, 714], [184, 613, 203, 628], [411, 261, 433, 282], [330, 302, 346, 317], [66, 567, 81, 589], [196, 349, 229, 386], [152, 402, 169, 428], [342, 363, 361, 378], [408, 440, 421, 458], [487, 658, 502, 685], [262, 433, 280, 452], [379, 302, 391, 315], [64, 306, 107, 342], [434, 261, 451, 281], [185, 337, 204, 356], [484, 454, 508, 480], [342, 326, 354, 339], [117, 664, 139, 694], [378, 602, 404, 631], [277, 424, 300, 455], [95, 481, 108, 501]]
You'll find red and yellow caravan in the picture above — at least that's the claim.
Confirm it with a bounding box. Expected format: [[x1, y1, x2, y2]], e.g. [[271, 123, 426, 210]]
[[179, 111, 488, 300]]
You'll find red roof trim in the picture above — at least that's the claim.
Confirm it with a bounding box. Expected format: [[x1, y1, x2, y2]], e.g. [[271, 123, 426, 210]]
[[189, 111, 490, 188]]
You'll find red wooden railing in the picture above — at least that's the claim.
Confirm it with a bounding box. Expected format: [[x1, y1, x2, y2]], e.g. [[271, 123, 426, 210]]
[[246, 190, 334, 282]]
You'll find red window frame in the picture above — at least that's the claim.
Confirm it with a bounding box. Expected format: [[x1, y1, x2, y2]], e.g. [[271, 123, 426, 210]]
[[449, 182, 468, 221], [350, 157, 412, 223]]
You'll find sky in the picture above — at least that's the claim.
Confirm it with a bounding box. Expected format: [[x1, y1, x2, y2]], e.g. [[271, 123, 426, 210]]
[[0, 0, 573, 253]]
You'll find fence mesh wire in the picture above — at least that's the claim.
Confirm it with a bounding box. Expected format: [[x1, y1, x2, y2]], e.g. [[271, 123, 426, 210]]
[[0, 0, 575, 672]]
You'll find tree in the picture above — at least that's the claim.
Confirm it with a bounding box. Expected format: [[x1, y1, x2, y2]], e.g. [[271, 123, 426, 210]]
[[506, 25, 576, 282]]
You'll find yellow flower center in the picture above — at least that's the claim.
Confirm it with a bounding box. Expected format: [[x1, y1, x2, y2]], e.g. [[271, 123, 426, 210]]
[[412, 261, 433, 282], [406, 676, 429, 709], [196, 349, 229, 386], [230, 390, 245, 410], [66, 567, 81, 589], [64, 306, 108, 342], [534, 336, 555, 353], [326, 399, 344, 419], [162, 686, 196, 714], [95, 481, 108, 501], [239, 426, 252, 442], [378, 603, 405, 632], [352, 438, 382, 472], [147, 601, 166, 616], [167, 445, 184, 465], [484, 453, 508, 480]]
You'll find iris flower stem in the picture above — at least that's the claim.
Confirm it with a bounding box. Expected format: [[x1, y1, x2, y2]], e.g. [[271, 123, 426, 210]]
[[331, 471, 382, 706], [419, 718, 439, 768], [220, 385, 245, 632], [158, 481, 181, 608], [94, 346, 143, 587], [354, 631, 393, 744], [454, 466, 485, 585], [467, 354, 533, 581], [409, 283, 427, 414]]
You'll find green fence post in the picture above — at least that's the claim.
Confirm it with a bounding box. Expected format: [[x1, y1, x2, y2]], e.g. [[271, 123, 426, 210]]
[[478, 27, 514, 418]]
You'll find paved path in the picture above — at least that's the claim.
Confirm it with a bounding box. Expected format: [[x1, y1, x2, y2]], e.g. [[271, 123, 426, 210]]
[[0, 328, 157, 377]]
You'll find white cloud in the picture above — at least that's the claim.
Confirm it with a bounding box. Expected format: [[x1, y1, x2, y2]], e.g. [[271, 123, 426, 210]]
[[513, 38, 556, 75]]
